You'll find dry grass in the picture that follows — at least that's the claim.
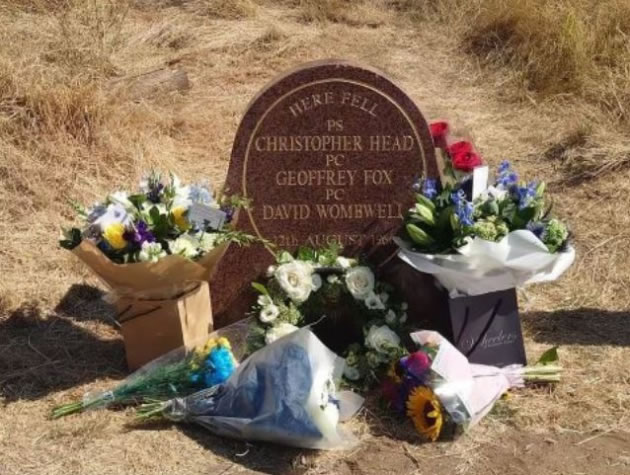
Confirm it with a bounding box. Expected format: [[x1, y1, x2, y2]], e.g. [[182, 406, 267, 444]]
[[1, 0, 630, 473]]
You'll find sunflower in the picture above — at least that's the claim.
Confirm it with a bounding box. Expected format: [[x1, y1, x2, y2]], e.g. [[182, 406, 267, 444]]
[[406, 386, 444, 441]]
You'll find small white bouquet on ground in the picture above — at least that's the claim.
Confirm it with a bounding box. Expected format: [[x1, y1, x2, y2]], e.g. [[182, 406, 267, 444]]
[[137, 328, 364, 450]]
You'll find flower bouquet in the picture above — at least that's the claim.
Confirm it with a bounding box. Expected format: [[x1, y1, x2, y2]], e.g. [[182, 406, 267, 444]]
[[137, 328, 364, 450], [382, 330, 561, 441], [245, 246, 408, 385], [60, 170, 255, 299], [52, 336, 236, 419], [51, 319, 250, 419], [397, 123, 575, 297], [59, 171, 257, 368]]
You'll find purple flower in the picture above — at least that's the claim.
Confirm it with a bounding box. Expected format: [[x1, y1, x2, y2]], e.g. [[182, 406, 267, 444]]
[[147, 183, 164, 204], [124, 221, 156, 245], [421, 178, 438, 199], [400, 351, 431, 381]]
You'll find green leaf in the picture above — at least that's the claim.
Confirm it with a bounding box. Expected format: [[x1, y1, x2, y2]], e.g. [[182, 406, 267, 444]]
[[296, 246, 316, 262], [537, 346, 559, 365], [251, 282, 269, 296], [59, 228, 82, 250], [128, 194, 147, 210], [536, 182, 546, 197]]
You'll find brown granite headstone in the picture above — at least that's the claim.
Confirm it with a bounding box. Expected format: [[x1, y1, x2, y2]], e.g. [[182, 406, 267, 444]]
[[212, 59, 441, 327]]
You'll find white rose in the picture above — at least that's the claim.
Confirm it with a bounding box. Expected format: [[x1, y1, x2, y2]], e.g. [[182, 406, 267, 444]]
[[379, 292, 389, 304], [365, 291, 385, 310], [265, 322, 299, 345], [311, 273, 322, 291], [274, 261, 314, 303], [257, 295, 273, 307], [385, 310, 397, 324], [335, 256, 355, 269], [365, 325, 401, 354], [266, 265, 276, 277], [168, 235, 199, 259], [138, 241, 166, 262], [259, 304, 280, 323], [345, 266, 375, 300]]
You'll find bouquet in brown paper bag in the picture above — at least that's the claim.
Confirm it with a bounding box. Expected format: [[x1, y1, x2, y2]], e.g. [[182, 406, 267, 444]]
[[59, 170, 256, 368]]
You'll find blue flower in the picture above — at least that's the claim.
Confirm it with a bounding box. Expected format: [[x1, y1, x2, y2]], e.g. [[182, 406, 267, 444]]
[[527, 221, 547, 240], [496, 161, 518, 188], [515, 181, 537, 209], [451, 190, 474, 227], [421, 178, 438, 199], [203, 346, 235, 387]]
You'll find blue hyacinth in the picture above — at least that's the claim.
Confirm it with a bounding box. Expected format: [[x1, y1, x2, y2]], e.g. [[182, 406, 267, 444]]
[[515, 181, 538, 209], [421, 178, 438, 199], [527, 221, 547, 240], [451, 190, 474, 227], [203, 346, 235, 387], [496, 160, 518, 188]]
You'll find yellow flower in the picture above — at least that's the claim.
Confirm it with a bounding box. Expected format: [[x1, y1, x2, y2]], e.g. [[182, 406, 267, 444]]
[[172, 206, 190, 231], [102, 223, 127, 250], [406, 386, 444, 442], [217, 337, 231, 349]]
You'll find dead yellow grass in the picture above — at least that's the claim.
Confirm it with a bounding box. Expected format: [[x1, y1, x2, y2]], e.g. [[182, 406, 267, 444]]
[[1, 1, 629, 474]]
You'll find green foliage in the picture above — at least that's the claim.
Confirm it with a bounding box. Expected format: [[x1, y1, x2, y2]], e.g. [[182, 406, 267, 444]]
[[537, 346, 559, 366], [59, 227, 82, 250]]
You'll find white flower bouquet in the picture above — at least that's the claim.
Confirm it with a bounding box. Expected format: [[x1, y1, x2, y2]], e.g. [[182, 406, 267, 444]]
[[137, 328, 364, 450], [246, 246, 409, 385]]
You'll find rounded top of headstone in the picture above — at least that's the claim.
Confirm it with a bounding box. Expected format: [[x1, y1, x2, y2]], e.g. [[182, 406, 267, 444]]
[[214, 59, 438, 321], [225, 59, 438, 254]]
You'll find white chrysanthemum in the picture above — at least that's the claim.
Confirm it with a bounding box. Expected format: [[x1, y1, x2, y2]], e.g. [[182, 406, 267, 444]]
[[364, 291, 385, 310], [274, 261, 314, 303], [171, 174, 192, 210], [365, 325, 401, 354], [344, 266, 375, 300], [265, 322, 299, 345], [138, 241, 166, 263], [168, 235, 199, 259], [257, 295, 273, 307], [259, 304, 280, 323], [198, 232, 219, 252], [311, 273, 322, 291], [385, 310, 397, 324]]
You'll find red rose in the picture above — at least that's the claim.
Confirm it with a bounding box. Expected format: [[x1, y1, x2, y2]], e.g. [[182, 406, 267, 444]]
[[429, 121, 449, 149], [452, 151, 483, 172], [447, 140, 474, 156]]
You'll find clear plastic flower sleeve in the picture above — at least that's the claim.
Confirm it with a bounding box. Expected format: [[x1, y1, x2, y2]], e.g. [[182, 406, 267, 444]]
[[397, 230, 575, 296], [147, 328, 363, 450]]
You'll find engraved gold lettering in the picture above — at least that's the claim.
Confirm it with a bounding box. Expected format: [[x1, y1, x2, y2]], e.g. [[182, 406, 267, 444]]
[[262, 204, 310, 220], [363, 169, 394, 185]]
